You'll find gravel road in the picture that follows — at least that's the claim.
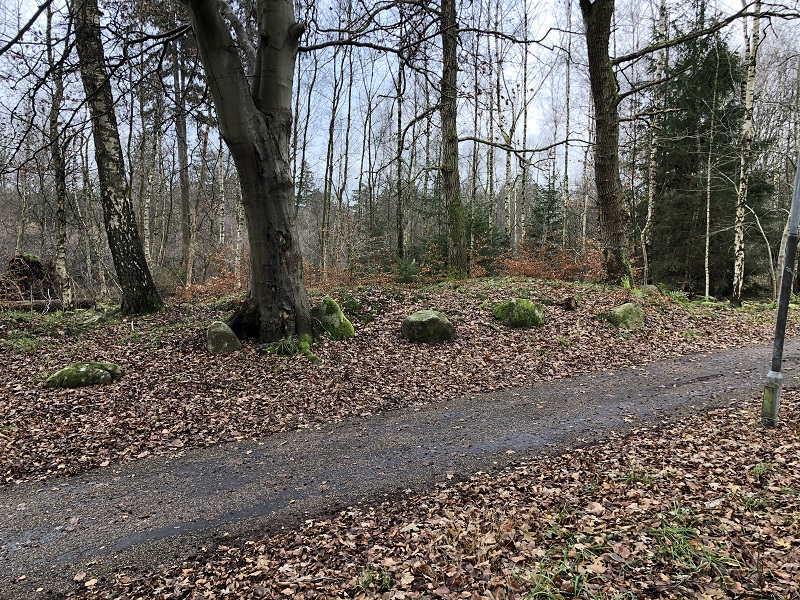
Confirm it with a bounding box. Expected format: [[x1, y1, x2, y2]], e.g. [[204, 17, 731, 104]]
[[1, 341, 797, 598]]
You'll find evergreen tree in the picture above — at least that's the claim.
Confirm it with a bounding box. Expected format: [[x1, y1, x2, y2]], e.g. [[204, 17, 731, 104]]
[[649, 30, 741, 294]]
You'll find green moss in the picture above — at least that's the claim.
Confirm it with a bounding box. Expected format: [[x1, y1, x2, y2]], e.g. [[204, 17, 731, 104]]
[[492, 298, 546, 328], [298, 333, 321, 364], [45, 362, 125, 388], [1, 331, 43, 354], [260, 334, 320, 364], [599, 302, 645, 330], [312, 297, 354, 340]]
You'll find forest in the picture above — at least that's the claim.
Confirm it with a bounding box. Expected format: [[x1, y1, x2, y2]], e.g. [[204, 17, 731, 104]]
[[3, 2, 800, 598], [1, 0, 799, 329]]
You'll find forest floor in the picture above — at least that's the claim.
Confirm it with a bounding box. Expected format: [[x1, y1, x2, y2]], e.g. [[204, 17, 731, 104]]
[[1, 277, 799, 599]]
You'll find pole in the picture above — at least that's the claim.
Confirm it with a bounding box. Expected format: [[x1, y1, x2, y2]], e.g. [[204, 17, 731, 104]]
[[762, 148, 800, 426]]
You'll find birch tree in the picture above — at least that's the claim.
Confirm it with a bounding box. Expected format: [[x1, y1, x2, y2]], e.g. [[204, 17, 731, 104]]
[[46, 4, 73, 309], [72, 0, 163, 314], [732, 0, 761, 303]]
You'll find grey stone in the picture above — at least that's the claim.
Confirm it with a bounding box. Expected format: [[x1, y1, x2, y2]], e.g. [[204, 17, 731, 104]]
[[401, 310, 455, 343], [639, 284, 661, 296], [207, 321, 241, 354]]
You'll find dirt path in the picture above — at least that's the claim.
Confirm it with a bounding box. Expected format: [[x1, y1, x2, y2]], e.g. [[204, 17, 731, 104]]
[[2, 341, 797, 598]]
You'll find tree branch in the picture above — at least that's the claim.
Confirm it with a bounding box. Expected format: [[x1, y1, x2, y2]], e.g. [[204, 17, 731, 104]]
[[0, 0, 55, 58]]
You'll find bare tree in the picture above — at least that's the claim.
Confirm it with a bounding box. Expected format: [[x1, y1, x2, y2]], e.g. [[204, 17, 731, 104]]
[[580, 0, 631, 283], [184, 0, 314, 342], [72, 0, 163, 314], [732, 0, 762, 303], [46, 4, 73, 309]]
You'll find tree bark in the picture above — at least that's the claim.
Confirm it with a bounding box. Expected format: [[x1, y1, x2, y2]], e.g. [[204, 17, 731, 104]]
[[441, 0, 468, 278], [396, 57, 406, 260], [47, 5, 73, 310], [561, 0, 572, 248], [185, 0, 313, 342], [641, 0, 667, 286], [72, 0, 163, 314], [732, 0, 761, 303], [580, 0, 632, 283], [172, 40, 192, 270], [704, 46, 719, 300]]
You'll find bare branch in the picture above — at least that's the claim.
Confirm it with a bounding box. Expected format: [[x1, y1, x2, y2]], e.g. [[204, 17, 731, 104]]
[[216, 0, 255, 72], [612, 4, 800, 66], [0, 0, 56, 58]]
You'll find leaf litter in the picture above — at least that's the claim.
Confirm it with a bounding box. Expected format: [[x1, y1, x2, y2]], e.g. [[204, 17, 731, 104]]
[[1, 278, 799, 598]]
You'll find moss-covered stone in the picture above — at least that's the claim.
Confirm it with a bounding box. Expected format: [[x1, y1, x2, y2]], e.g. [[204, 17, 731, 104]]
[[45, 362, 125, 388], [492, 298, 546, 328], [639, 284, 661, 296], [599, 302, 645, 330], [401, 310, 455, 343], [207, 320, 242, 354], [311, 297, 354, 340]]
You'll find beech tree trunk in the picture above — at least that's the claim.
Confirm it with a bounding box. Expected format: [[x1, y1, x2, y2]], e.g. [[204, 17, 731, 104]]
[[185, 0, 313, 342], [72, 0, 163, 314], [580, 0, 632, 283], [441, 0, 468, 278]]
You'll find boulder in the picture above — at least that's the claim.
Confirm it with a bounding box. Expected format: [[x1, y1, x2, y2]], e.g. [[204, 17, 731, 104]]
[[639, 284, 661, 296], [492, 298, 546, 328], [45, 362, 124, 388], [207, 321, 242, 354], [401, 310, 455, 343], [600, 302, 645, 330], [312, 297, 355, 340]]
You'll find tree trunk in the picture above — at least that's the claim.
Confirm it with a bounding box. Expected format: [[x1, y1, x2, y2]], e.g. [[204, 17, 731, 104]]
[[441, 0, 468, 278], [336, 50, 354, 267], [234, 177, 245, 288], [732, 0, 761, 303], [47, 5, 73, 310], [704, 46, 719, 300], [15, 141, 30, 255], [641, 0, 667, 286], [320, 49, 343, 273], [396, 57, 405, 260], [470, 28, 481, 253], [561, 0, 572, 247], [186, 120, 211, 286], [580, 0, 631, 283], [295, 53, 318, 217], [186, 0, 313, 342], [172, 40, 192, 270], [72, 0, 163, 314], [582, 109, 594, 251]]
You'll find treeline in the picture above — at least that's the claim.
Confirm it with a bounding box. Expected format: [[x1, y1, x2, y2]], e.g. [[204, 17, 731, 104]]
[[0, 0, 798, 310]]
